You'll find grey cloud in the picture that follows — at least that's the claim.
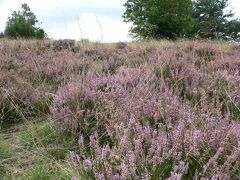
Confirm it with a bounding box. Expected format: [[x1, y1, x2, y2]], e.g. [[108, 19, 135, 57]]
[[40, 3, 125, 26]]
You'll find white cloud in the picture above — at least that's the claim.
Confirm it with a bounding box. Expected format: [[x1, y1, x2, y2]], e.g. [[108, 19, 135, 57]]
[[0, 0, 130, 42], [46, 13, 131, 42], [229, 0, 240, 18]]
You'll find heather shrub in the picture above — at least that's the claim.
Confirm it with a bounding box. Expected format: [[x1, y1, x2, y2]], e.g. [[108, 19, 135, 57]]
[[0, 101, 23, 127], [50, 41, 239, 178], [0, 86, 29, 127], [116, 42, 127, 49], [0, 84, 51, 127], [51, 66, 240, 179], [1, 39, 240, 179], [50, 74, 112, 147], [195, 47, 216, 62], [102, 58, 125, 74], [227, 104, 240, 121], [84, 48, 112, 62], [52, 39, 75, 51]]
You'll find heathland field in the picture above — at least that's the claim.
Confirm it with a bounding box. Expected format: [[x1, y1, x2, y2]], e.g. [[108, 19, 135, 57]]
[[0, 39, 239, 179]]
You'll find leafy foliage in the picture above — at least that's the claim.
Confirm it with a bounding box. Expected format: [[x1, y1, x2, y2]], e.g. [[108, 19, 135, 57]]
[[123, 0, 193, 39], [225, 19, 240, 41], [192, 0, 240, 40], [4, 3, 46, 39], [123, 0, 240, 41]]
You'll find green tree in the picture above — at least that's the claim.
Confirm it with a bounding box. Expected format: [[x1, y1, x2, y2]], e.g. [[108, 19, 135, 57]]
[[225, 19, 240, 41], [4, 3, 46, 39], [191, 0, 240, 40], [123, 0, 193, 39], [0, 32, 4, 38]]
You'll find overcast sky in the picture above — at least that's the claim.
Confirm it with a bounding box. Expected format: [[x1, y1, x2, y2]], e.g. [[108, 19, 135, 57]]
[[0, 0, 240, 42]]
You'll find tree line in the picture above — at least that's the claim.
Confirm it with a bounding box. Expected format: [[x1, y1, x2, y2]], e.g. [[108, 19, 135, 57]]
[[0, 1, 240, 41], [123, 0, 240, 41]]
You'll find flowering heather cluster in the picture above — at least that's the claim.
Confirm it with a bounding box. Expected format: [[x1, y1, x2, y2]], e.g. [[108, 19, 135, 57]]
[[0, 39, 239, 179], [50, 41, 240, 179]]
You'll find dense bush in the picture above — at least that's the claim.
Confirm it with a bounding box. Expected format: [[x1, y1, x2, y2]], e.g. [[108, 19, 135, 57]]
[[123, 0, 193, 39], [123, 0, 240, 40], [4, 3, 46, 39], [52, 39, 75, 51]]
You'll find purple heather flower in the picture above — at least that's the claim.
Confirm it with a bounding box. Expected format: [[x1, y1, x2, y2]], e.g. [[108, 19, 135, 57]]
[[83, 159, 93, 170]]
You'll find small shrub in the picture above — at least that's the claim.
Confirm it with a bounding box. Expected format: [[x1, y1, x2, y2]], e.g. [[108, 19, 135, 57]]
[[195, 48, 216, 62], [0, 97, 25, 128], [149, 159, 174, 179], [4, 4, 46, 39], [228, 104, 240, 121], [52, 39, 75, 51], [116, 42, 127, 49], [84, 48, 107, 61], [0, 97, 51, 128]]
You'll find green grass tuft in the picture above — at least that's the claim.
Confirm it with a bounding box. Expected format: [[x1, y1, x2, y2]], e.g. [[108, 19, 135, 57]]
[[0, 139, 15, 177], [19, 121, 78, 160], [18, 158, 70, 180]]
